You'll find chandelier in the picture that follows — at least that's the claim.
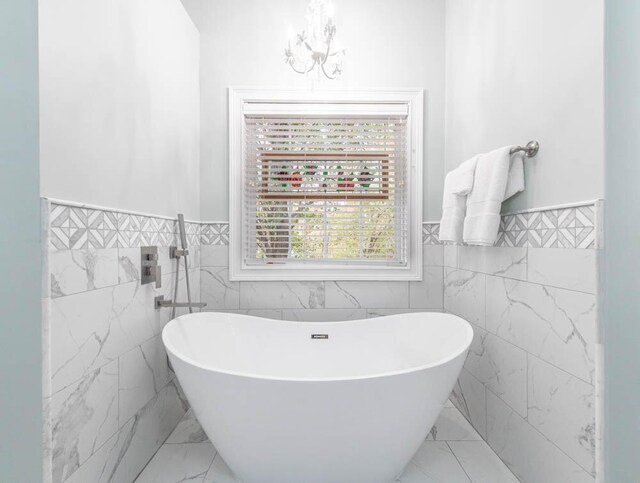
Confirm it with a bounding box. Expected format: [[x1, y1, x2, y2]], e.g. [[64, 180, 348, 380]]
[[284, 0, 345, 80]]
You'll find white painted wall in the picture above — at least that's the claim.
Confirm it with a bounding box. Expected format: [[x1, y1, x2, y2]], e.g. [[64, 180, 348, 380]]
[[38, 0, 603, 219], [181, 0, 446, 221], [39, 0, 201, 219], [445, 0, 605, 212]]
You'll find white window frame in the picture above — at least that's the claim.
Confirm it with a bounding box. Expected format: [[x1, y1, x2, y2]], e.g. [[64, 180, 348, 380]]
[[229, 87, 424, 281]]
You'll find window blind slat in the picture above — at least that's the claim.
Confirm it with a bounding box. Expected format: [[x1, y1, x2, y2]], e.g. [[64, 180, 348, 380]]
[[243, 114, 409, 265]]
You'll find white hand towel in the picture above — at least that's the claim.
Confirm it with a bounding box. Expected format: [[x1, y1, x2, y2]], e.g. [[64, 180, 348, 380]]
[[439, 155, 480, 244], [463, 146, 525, 246], [448, 156, 479, 196], [504, 152, 525, 200]]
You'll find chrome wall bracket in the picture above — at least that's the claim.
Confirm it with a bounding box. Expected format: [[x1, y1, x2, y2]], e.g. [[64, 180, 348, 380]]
[[510, 140, 540, 158], [170, 246, 189, 259]]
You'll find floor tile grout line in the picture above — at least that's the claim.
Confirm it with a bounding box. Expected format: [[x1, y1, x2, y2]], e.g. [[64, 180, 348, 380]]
[[448, 376, 484, 437], [445, 441, 474, 483], [131, 442, 163, 482], [206, 453, 227, 481], [484, 377, 488, 442], [449, 440, 522, 482], [201, 446, 219, 481], [434, 438, 483, 442], [132, 407, 198, 482], [436, 407, 483, 441], [163, 441, 212, 445]]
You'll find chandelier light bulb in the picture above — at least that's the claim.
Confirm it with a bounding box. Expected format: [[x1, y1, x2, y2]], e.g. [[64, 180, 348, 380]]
[[326, 2, 335, 19], [286, 25, 296, 43]]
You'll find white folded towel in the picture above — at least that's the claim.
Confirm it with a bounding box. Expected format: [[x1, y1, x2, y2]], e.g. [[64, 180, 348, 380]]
[[504, 151, 525, 200], [463, 146, 525, 246], [439, 155, 480, 244], [448, 156, 479, 196]]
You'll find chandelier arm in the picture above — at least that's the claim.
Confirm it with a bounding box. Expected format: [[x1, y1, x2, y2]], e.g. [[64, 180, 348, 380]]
[[320, 62, 337, 80], [289, 64, 308, 75], [322, 32, 333, 67], [289, 57, 317, 75], [306, 59, 319, 73], [303, 60, 318, 74]]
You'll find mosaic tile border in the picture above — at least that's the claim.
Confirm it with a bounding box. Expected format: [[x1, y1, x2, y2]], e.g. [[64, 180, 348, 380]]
[[49, 201, 598, 250], [423, 202, 598, 249], [496, 204, 596, 248], [200, 223, 229, 246], [422, 223, 441, 245], [49, 203, 201, 250]]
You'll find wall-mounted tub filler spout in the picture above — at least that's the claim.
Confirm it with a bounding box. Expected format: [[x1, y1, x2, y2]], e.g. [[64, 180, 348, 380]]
[[154, 295, 206, 310], [154, 213, 207, 314]]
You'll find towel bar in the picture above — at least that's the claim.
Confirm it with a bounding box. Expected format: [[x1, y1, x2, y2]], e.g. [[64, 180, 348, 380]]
[[510, 140, 539, 158]]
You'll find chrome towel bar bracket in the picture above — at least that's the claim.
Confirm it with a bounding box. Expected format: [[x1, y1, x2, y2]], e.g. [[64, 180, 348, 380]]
[[510, 140, 540, 158]]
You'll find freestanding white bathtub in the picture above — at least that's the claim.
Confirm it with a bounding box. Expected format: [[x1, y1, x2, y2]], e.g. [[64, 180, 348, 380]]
[[162, 311, 473, 483]]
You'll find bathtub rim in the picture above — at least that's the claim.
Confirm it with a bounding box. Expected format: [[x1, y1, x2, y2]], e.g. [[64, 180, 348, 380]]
[[162, 311, 474, 383]]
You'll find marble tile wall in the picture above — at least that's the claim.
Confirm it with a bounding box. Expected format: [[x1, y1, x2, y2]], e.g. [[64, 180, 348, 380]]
[[43, 201, 200, 483], [199, 243, 445, 320], [443, 202, 600, 483]]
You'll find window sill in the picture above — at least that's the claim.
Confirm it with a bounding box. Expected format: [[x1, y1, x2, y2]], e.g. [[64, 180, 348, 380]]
[[228, 263, 423, 281]]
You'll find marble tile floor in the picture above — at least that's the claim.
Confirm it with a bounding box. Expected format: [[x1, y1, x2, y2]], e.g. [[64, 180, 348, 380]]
[[134, 401, 520, 483]]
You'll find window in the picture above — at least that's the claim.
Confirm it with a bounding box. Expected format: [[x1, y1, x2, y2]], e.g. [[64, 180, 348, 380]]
[[229, 89, 423, 280]]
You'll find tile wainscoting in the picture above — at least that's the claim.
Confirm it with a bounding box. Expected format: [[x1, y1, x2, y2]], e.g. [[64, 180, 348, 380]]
[[43, 198, 601, 483], [442, 202, 601, 483], [42, 200, 202, 483]]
